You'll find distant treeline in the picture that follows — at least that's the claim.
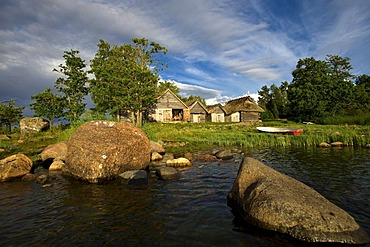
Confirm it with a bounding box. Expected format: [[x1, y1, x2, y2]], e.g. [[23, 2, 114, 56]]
[[257, 55, 370, 124]]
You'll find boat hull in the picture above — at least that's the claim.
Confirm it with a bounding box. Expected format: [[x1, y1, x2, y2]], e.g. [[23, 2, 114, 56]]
[[256, 127, 303, 136]]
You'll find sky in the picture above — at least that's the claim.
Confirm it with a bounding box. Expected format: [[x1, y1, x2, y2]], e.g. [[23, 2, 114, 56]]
[[1, 0, 370, 116]]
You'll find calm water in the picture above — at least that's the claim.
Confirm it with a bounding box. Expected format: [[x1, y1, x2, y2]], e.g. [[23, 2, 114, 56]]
[[0, 147, 369, 247]]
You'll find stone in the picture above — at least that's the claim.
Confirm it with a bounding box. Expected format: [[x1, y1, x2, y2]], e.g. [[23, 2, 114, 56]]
[[151, 152, 163, 161], [193, 154, 220, 162], [366, 143, 370, 149], [0, 153, 33, 182], [183, 152, 193, 161], [166, 157, 192, 168], [19, 117, 49, 134], [150, 141, 165, 154], [155, 167, 181, 180], [36, 174, 51, 185], [64, 120, 151, 183], [49, 160, 64, 171], [119, 170, 148, 186], [22, 173, 38, 181], [40, 141, 68, 162], [331, 141, 344, 147], [215, 149, 233, 160], [318, 142, 331, 148], [0, 134, 10, 140], [227, 157, 370, 244]]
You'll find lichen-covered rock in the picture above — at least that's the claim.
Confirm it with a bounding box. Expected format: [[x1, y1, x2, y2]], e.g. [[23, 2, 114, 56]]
[[40, 141, 68, 162], [166, 157, 192, 168], [0, 153, 33, 182], [64, 120, 150, 183], [20, 117, 49, 134], [227, 157, 370, 244], [156, 167, 181, 180]]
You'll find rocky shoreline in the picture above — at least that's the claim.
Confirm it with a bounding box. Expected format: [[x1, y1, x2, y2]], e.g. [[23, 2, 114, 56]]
[[0, 120, 369, 245]]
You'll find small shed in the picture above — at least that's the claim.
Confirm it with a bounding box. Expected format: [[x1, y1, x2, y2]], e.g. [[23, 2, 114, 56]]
[[150, 89, 189, 122], [207, 104, 226, 122], [223, 96, 264, 122], [188, 101, 208, 123]]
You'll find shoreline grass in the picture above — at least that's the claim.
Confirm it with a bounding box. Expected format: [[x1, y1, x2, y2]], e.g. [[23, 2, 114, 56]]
[[1, 121, 369, 161]]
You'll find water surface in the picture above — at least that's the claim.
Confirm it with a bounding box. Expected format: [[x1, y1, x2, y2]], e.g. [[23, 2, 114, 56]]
[[0, 147, 369, 246]]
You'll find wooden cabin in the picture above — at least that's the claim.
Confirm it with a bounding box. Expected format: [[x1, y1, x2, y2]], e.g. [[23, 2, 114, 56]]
[[150, 89, 190, 122], [207, 104, 226, 122], [223, 96, 264, 122], [188, 101, 208, 123]]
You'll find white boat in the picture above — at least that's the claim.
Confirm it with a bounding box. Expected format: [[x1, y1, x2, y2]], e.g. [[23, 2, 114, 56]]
[[256, 127, 303, 136]]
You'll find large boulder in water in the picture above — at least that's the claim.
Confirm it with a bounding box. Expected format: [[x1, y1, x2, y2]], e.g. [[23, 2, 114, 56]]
[[20, 117, 49, 134], [0, 153, 33, 182], [64, 120, 151, 183], [227, 157, 370, 244]]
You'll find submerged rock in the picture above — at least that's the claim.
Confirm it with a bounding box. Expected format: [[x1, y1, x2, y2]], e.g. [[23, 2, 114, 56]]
[[215, 149, 233, 160], [0, 153, 33, 182], [318, 142, 331, 148], [155, 167, 181, 180], [119, 170, 148, 186], [64, 120, 151, 183], [227, 157, 370, 244]]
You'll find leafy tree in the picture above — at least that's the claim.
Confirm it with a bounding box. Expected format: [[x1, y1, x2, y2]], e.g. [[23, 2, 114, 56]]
[[53, 50, 89, 122], [90, 38, 167, 126], [0, 100, 24, 133], [354, 74, 370, 111], [182, 95, 207, 107], [158, 81, 180, 96], [258, 82, 289, 120], [324, 55, 355, 114], [288, 57, 332, 121], [30, 88, 65, 129]]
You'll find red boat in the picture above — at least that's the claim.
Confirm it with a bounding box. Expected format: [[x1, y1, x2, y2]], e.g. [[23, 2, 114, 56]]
[[256, 127, 303, 136]]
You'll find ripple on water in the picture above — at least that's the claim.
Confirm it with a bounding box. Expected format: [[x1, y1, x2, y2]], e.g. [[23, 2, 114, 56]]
[[0, 147, 369, 246]]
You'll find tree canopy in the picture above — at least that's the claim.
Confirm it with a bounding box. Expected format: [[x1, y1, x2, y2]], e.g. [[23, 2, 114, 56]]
[[0, 100, 24, 133], [89, 38, 167, 126], [258, 54, 370, 123], [30, 88, 65, 128], [53, 49, 89, 122]]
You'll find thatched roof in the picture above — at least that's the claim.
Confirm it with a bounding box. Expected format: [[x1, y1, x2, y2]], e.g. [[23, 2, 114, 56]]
[[223, 96, 264, 114], [207, 103, 226, 114]]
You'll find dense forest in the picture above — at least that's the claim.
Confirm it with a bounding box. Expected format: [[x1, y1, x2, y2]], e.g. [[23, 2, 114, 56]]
[[1, 38, 370, 133], [258, 55, 370, 124]]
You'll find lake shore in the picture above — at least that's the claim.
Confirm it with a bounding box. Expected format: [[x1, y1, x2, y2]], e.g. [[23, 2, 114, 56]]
[[1, 121, 370, 161]]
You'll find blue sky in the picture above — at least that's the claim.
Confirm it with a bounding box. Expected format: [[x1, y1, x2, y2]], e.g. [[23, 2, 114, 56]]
[[1, 0, 370, 115]]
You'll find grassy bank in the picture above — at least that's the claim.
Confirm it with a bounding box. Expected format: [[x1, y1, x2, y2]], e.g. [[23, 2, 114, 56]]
[[142, 121, 370, 152], [1, 121, 370, 161]]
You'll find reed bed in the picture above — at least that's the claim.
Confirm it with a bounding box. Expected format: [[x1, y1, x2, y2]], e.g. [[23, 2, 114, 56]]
[[142, 122, 370, 151]]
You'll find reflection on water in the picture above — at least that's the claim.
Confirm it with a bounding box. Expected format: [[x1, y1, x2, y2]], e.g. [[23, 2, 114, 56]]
[[0, 147, 369, 246]]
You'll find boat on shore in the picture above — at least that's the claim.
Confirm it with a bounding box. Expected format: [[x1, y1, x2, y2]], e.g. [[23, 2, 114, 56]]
[[256, 127, 303, 136]]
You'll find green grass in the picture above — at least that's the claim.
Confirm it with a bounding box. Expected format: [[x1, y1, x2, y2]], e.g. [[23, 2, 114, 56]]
[[141, 121, 370, 152], [1, 120, 369, 161]]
